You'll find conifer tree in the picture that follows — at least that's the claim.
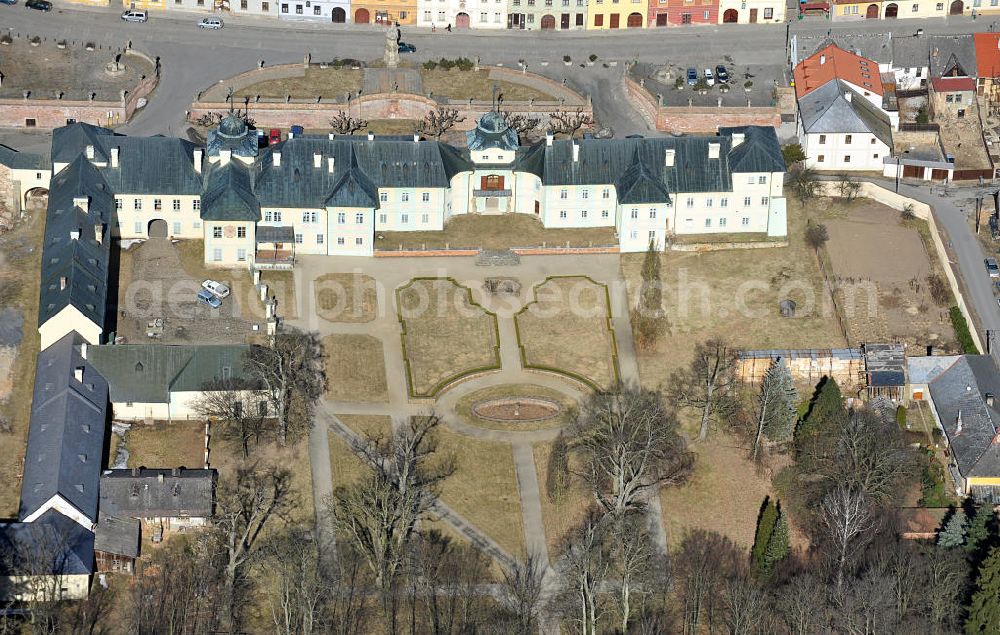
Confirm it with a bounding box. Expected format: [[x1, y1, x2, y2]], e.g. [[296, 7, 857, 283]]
[[761, 360, 798, 442], [763, 510, 790, 575], [966, 546, 1000, 634], [939, 509, 969, 549], [796, 376, 846, 451], [752, 498, 778, 573], [966, 504, 996, 559]]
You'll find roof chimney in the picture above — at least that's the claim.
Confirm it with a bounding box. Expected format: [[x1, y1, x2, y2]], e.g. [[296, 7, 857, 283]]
[[80, 342, 88, 359], [413, 132, 420, 143], [708, 142, 720, 159], [59, 276, 68, 291], [85, 145, 95, 160], [313, 152, 322, 168], [94, 222, 104, 245], [73, 196, 88, 212], [157, 473, 164, 484], [327, 157, 336, 173], [74, 366, 84, 383], [110, 146, 119, 168], [69, 228, 81, 241], [328, 132, 335, 140], [732, 132, 745, 148], [820, 54, 826, 65], [957, 409, 963, 434], [273, 151, 282, 167], [367, 131, 374, 141], [193, 148, 203, 173], [844, 91, 853, 103], [219, 149, 232, 165], [988, 393, 996, 408], [546, 130, 554, 147], [572, 141, 580, 162], [665, 148, 675, 167]]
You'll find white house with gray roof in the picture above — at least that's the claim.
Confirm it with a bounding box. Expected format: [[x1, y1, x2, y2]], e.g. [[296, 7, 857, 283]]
[[28, 112, 787, 267], [797, 80, 893, 172]]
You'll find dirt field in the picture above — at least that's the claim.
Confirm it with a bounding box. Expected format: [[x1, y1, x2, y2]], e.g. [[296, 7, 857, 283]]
[[418, 69, 554, 101], [379, 214, 617, 251], [659, 436, 806, 551], [124, 420, 206, 469], [624, 198, 847, 391], [0, 40, 153, 101], [236, 68, 364, 100], [0, 199, 46, 517], [115, 239, 255, 345], [516, 277, 618, 390], [316, 273, 379, 323], [397, 278, 500, 397], [824, 200, 957, 350], [323, 334, 388, 403]]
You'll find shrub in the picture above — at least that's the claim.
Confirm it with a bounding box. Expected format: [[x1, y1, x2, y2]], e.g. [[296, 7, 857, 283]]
[[563, 55, 572, 63], [589, 53, 598, 62], [455, 57, 475, 71], [0, 35, 12, 45], [422, 60, 438, 70], [901, 203, 916, 221], [438, 58, 455, 70], [927, 273, 951, 306], [950, 306, 979, 353], [744, 80, 753, 89], [29, 36, 40, 45], [781, 143, 806, 166], [674, 77, 684, 89], [804, 222, 829, 251], [916, 105, 930, 125], [895, 405, 908, 430]]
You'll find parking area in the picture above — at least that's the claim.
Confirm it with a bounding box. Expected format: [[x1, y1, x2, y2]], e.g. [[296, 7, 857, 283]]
[[632, 61, 784, 108], [113, 238, 258, 345]]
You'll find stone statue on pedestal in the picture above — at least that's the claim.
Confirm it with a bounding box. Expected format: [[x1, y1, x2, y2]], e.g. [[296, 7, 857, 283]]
[[383, 26, 400, 68]]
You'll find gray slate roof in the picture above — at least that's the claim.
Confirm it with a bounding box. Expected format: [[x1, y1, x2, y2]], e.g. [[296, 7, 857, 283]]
[[908, 355, 962, 385], [325, 146, 380, 208], [202, 161, 260, 222], [0, 510, 95, 576], [97, 136, 202, 195], [466, 111, 519, 152], [19, 333, 109, 523], [100, 469, 216, 518], [207, 113, 258, 160], [93, 512, 140, 558], [928, 355, 1000, 479], [798, 34, 893, 66], [51, 123, 116, 166], [719, 126, 787, 174], [798, 80, 893, 148], [38, 155, 114, 329], [929, 34, 977, 78], [891, 35, 931, 70], [87, 343, 252, 403], [0, 145, 50, 170]]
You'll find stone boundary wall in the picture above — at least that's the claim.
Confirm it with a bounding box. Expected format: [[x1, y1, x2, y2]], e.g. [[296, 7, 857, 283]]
[[373, 245, 619, 257], [623, 74, 781, 134], [0, 49, 159, 130], [817, 181, 986, 352], [669, 239, 788, 252]]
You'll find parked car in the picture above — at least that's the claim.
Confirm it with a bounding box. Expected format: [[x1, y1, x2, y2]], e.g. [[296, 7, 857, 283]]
[[0, 0, 19, 7], [686, 68, 698, 86], [269, 128, 282, 145], [201, 279, 231, 299], [25, 0, 51, 10], [198, 16, 223, 28], [398, 42, 416, 53], [986, 257, 999, 278], [703, 68, 715, 87], [197, 289, 223, 309], [290, 124, 304, 137], [715, 65, 730, 84], [121, 9, 148, 22]]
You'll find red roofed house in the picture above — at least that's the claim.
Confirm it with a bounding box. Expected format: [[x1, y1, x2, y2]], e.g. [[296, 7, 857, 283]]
[[974, 32, 1000, 98], [929, 76, 977, 121], [793, 43, 885, 109]]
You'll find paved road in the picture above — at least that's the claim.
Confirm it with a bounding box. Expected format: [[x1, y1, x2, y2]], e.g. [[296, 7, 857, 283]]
[[1, 5, 990, 138]]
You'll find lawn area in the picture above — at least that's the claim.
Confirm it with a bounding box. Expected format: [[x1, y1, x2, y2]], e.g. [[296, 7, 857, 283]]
[[659, 436, 806, 550], [235, 67, 364, 100], [323, 335, 388, 403], [435, 428, 525, 560], [453, 383, 578, 432], [532, 441, 594, 563], [515, 277, 619, 390], [329, 414, 392, 488], [377, 214, 617, 251], [419, 69, 554, 101], [0, 203, 45, 517], [624, 198, 846, 389], [397, 278, 500, 397], [125, 420, 206, 469], [315, 273, 379, 323]]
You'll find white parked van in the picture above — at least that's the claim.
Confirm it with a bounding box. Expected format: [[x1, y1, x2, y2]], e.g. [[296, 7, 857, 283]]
[[121, 9, 148, 22]]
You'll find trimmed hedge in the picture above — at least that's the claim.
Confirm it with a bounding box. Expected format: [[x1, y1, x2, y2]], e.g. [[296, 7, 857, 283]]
[[949, 306, 979, 354]]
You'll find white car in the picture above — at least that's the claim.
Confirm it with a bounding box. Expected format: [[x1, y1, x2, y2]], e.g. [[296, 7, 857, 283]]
[[703, 68, 715, 87], [198, 17, 224, 29], [202, 279, 231, 299], [121, 9, 148, 22]]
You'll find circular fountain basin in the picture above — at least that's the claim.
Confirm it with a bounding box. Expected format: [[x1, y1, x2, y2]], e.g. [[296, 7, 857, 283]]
[[471, 397, 562, 423]]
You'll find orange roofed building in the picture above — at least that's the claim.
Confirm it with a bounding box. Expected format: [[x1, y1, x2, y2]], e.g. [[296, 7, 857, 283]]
[[793, 42, 885, 109], [975, 32, 1000, 98]]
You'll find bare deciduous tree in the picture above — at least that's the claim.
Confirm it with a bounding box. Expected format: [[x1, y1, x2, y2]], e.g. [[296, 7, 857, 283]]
[[675, 530, 741, 635], [775, 573, 829, 635], [668, 339, 738, 441], [329, 111, 369, 135], [193, 379, 267, 458], [329, 415, 455, 594], [502, 110, 542, 140], [924, 547, 967, 632], [260, 529, 327, 635], [610, 514, 659, 634], [245, 330, 326, 446], [499, 551, 548, 634], [557, 511, 610, 635], [722, 573, 770, 635], [215, 463, 296, 631], [570, 385, 693, 516], [418, 106, 465, 139], [820, 485, 878, 593], [549, 108, 595, 138]]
